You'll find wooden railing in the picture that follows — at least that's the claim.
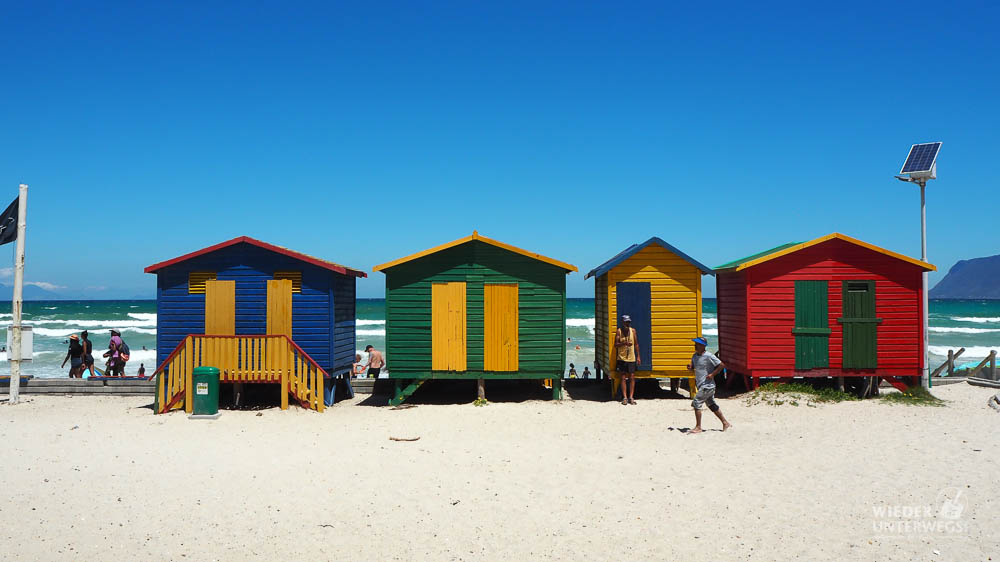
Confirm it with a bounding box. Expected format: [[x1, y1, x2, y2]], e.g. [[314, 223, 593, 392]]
[[154, 335, 328, 414]]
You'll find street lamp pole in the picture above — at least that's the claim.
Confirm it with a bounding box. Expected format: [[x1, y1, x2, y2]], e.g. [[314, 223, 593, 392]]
[[920, 181, 929, 389], [896, 142, 939, 390]]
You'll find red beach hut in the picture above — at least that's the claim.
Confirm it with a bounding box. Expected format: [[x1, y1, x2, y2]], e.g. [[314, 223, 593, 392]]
[[714, 233, 936, 392]]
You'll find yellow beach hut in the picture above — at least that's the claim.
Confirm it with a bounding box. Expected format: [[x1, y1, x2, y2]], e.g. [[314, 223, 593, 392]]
[[585, 237, 714, 397]]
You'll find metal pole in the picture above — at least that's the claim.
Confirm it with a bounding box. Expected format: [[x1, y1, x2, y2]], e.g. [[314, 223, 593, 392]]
[[8, 184, 27, 404], [921, 182, 929, 389]]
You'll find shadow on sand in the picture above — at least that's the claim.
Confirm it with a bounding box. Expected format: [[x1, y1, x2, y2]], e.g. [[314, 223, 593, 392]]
[[352, 377, 745, 407]]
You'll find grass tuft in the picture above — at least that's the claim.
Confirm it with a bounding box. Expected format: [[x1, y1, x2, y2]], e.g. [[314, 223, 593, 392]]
[[745, 381, 859, 407], [879, 386, 946, 407]]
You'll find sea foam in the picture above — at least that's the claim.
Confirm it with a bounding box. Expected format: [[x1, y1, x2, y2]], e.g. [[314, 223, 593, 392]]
[[929, 345, 998, 360], [929, 327, 1000, 334], [952, 316, 1000, 324]]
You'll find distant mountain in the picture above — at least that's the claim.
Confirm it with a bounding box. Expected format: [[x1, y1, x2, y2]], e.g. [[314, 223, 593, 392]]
[[930, 254, 1000, 299], [0, 283, 65, 300]]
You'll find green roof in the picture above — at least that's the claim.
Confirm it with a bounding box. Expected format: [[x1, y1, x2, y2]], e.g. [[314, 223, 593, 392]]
[[715, 242, 803, 270]]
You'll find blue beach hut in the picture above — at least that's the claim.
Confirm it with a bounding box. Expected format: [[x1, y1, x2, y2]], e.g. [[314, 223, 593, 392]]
[[144, 236, 366, 413]]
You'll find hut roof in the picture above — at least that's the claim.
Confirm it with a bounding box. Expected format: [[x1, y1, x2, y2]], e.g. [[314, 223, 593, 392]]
[[143, 236, 367, 278], [584, 237, 713, 280], [373, 231, 577, 273], [714, 233, 936, 272]]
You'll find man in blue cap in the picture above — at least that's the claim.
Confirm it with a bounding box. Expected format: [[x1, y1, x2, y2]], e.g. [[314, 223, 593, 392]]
[[687, 336, 731, 433]]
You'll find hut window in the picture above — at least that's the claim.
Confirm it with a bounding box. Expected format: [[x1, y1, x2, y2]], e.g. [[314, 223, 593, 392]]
[[273, 271, 302, 293], [847, 282, 870, 293], [188, 272, 217, 294]]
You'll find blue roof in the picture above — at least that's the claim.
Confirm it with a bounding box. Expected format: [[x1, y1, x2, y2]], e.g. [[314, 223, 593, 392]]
[[584, 237, 714, 279]]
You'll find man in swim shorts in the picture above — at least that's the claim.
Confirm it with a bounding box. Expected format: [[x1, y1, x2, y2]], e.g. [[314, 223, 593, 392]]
[[364, 345, 385, 378], [615, 315, 640, 405], [687, 337, 732, 433]]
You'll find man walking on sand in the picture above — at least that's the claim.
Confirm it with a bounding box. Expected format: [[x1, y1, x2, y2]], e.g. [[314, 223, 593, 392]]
[[687, 337, 731, 434], [615, 314, 640, 405]]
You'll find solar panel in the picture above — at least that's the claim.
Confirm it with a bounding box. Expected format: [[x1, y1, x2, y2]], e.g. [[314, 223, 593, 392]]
[[900, 142, 942, 174]]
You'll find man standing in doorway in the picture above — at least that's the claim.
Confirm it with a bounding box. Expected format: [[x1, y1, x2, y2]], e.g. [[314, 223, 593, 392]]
[[687, 337, 732, 434], [615, 315, 640, 405], [364, 344, 385, 379]]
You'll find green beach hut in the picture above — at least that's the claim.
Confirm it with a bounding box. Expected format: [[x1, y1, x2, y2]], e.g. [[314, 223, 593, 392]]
[[373, 231, 577, 405]]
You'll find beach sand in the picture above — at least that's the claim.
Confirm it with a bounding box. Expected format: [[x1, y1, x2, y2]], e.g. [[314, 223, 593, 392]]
[[1, 382, 997, 561]]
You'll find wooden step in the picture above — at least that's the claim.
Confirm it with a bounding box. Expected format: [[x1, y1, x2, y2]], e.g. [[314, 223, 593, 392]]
[[350, 378, 376, 394]]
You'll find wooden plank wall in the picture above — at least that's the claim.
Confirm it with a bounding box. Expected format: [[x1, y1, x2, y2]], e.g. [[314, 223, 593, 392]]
[[746, 239, 922, 376], [594, 275, 609, 373], [385, 240, 566, 377], [606, 245, 701, 377], [154, 244, 346, 373], [716, 270, 748, 372], [331, 275, 357, 376]]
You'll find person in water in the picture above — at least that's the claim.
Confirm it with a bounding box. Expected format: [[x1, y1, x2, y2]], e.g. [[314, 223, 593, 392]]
[[582, 366, 591, 379], [61, 334, 84, 378], [687, 337, 732, 434], [568, 363, 578, 378], [137, 363, 146, 377]]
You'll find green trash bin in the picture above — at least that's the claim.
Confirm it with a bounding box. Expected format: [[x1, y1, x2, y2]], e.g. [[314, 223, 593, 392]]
[[191, 366, 220, 416]]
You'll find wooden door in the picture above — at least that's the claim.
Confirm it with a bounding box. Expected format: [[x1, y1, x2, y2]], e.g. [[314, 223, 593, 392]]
[[793, 280, 830, 369], [615, 282, 652, 371], [266, 279, 293, 336], [204, 280, 235, 335], [484, 283, 518, 371], [839, 280, 881, 369], [431, 282, 466, 371]]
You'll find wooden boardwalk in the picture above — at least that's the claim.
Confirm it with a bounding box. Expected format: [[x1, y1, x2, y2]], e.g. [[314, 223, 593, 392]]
[[1, 378, 155, 396]]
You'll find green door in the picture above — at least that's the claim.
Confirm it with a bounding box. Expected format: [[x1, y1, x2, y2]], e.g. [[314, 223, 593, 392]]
[[839, 280, 882, 369], [793, 280, 830, 370]]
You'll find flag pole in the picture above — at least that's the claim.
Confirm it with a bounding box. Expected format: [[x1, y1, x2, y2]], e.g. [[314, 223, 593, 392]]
[[8, 184, 27, 404]]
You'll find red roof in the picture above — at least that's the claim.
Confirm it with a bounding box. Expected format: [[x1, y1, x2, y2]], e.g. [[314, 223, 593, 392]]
[[143, 236, 367, 278]]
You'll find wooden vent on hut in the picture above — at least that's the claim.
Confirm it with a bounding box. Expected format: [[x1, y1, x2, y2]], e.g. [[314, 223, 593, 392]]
[[188, 272, 217, 294], [273, 271, 302, 293]]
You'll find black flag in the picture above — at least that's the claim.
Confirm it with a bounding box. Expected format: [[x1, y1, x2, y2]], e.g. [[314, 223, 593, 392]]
[[0, 197, 17, 245]]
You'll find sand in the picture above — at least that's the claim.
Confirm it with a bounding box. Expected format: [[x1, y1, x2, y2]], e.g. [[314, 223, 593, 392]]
[[0, 381, 997, 561]]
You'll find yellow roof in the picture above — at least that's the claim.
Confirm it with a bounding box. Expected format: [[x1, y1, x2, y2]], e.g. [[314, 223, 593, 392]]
[[373, 231, 578, 273], [726, 233, 936, 272]]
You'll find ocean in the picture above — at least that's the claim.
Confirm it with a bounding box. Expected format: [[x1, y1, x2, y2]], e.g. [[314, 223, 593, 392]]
[[3, 299, 999, 379]]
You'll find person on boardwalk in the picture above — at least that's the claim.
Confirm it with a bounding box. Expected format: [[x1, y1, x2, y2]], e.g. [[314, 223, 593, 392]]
[[687, 337, 732, 434], [363, 345, 385, 378], [80, 330, 96, 377], [615, 314, 640, 405], [61, 334, 84, 378], [106, 330, 124, 377]]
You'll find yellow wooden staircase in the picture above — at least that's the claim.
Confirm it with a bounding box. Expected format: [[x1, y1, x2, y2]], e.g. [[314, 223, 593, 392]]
[[154, 335, 327, 414]]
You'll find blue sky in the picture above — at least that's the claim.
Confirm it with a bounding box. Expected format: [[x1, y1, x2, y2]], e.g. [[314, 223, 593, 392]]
[[1, 1, 996, 298]]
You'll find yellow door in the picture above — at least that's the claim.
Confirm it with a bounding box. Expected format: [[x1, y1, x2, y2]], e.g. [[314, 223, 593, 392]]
[[484, 283, 518, 371], [431, 282, 466, 371], [266, 279, 293, 336], [204, 280, 235, 335]]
